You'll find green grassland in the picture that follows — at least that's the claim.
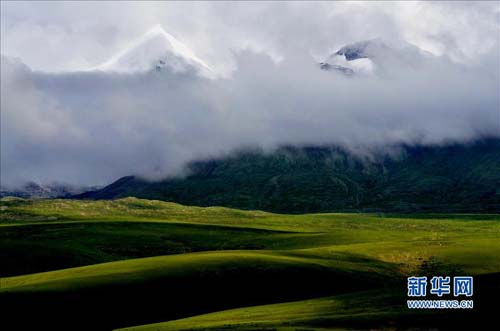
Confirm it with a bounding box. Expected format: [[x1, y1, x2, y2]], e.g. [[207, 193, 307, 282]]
[[1, 197, 499, 330]]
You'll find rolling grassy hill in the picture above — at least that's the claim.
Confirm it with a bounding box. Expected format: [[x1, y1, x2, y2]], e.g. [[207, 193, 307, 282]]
[[75, 138, 500, 213], [1, 197, 499, 330]]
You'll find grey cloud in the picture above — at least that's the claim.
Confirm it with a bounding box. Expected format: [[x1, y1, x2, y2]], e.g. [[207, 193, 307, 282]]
[[2, 45, 498, 187], [1, 2, 499, 187]]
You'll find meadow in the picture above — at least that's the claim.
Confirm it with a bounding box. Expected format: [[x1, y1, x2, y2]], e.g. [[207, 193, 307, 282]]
[[1, 197, 499, 330]]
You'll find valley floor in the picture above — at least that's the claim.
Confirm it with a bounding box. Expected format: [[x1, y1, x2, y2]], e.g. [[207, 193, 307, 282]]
[[1, 197, 499, 330]]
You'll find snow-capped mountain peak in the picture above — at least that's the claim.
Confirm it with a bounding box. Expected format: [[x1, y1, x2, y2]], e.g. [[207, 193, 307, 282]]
[[333, 38, 427, 62], [94, 25, 213, 76], [321, 38, 433, 76]]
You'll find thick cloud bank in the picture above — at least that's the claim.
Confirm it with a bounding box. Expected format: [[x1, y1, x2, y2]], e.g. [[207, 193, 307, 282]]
[[2, 48, 498, 187], [1, 2, 499, 187]]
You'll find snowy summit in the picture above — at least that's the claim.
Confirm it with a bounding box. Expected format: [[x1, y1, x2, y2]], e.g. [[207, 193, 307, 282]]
[[93, 25, 213, 77], [320, 38, 434, 76]]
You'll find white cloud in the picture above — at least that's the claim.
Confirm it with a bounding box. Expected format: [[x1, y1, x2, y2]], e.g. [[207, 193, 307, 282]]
[[2, 2, 498, 72]]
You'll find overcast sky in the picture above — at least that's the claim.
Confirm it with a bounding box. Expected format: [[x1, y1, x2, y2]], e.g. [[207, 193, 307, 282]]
[[2, 1, 499, 73], [1, 1, 499, 187]]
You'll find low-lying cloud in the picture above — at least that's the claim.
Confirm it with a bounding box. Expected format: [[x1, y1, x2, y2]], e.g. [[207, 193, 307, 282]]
[[1, 2, 499, 187]]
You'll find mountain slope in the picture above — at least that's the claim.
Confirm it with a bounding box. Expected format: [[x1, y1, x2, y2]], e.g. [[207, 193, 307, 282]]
[[74, 138, 500, 213]]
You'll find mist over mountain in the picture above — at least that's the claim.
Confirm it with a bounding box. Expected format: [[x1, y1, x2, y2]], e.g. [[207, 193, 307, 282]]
[[75, 138, 500, 213], [1, 2, 499, 189], [0, 182, 101, 199]]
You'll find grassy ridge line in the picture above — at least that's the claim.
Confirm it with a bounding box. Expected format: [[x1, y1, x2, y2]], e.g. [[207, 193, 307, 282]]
[[0, 249, 389, 290], [2, 197, 500, 278], [286, 238, 500, 275], [0, 250, 390, 330], [2, 197, 499, 230], [117, 272, 500, 331], [0, 197, 272, 223], [0, 251, 320, 289], [116, 290, 403, 331], [0, 219, 340, 278]]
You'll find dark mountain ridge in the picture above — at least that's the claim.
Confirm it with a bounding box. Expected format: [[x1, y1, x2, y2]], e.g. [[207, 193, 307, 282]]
[[74, 138, 500, 213]]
